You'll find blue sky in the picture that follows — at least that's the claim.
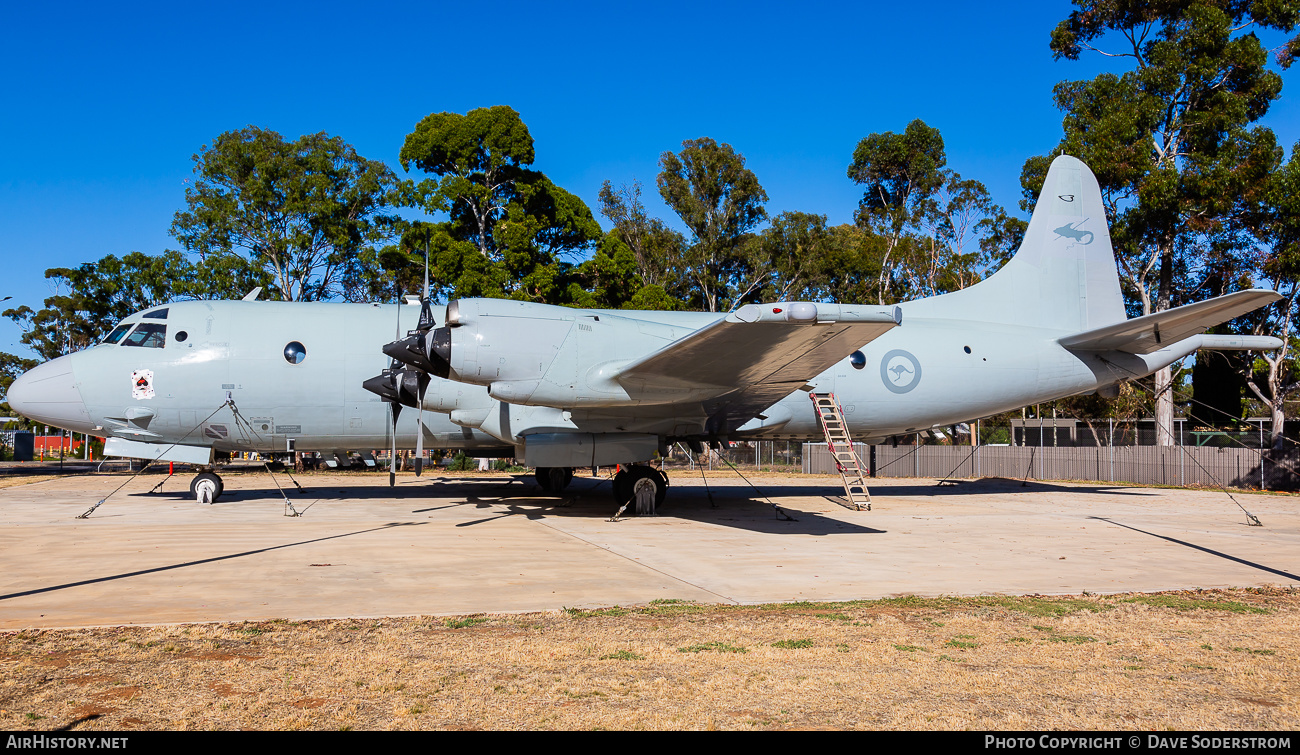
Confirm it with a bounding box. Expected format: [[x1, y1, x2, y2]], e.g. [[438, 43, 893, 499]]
[[2, 1, 1297, 357]]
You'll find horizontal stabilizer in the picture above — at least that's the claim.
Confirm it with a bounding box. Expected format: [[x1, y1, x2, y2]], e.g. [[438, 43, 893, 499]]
[[1058, 290, 1281, 354], [617, 301, 900, 433]]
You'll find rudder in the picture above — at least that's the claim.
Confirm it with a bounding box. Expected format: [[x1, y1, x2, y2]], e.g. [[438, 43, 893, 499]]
[[904, 155, 1125, 332]]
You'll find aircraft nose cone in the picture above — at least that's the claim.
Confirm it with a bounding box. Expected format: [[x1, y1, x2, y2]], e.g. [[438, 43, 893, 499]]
[[6, 356, 91, 430]]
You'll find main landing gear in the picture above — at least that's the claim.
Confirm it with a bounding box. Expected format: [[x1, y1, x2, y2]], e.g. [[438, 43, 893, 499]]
[[190, 471, 224, 503], [533, 464, 669, 514], [535, 466, 573, 493], [613, 465, 668, 510]]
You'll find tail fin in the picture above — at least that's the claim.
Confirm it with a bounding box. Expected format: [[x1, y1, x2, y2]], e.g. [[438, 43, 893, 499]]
[[906, 154, 1126, 332]]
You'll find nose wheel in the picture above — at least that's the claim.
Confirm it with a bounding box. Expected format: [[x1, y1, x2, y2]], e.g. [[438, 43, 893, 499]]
[[190, 471, 224, 503]]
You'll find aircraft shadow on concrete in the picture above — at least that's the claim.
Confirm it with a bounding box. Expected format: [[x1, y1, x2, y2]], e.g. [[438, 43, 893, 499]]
[[129, 473, 1153, 536], [1089, 516, 1300, 582], [0, 521, 428, 602], [437, 477, 888, 536]]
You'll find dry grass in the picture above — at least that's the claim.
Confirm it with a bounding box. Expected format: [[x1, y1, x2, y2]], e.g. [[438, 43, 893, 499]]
[[1, 588, 1297, 730], [0, 475, 65, 490]]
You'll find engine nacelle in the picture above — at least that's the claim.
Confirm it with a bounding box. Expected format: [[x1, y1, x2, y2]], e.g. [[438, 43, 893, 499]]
[[439, 298, 693, 407]]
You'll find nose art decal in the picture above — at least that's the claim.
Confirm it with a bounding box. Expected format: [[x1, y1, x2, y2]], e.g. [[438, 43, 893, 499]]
[[131, 369, 155, 400], [880, 349, 922, 394]]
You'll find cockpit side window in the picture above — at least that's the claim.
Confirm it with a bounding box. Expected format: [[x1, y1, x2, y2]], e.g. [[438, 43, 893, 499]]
[[143, 308, 168, 319], [102, 323, 135, 345], [121, 323, 167, 348]]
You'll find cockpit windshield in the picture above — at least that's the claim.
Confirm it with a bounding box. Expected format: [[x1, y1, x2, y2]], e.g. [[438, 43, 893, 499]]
[[121, 323, 167, 348], [102, 323, 135, 345]]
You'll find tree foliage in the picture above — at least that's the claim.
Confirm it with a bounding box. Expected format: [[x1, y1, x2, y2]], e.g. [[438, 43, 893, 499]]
[[1033, 1, 1300, 442], [398, 106, 601, 303], [171, 126, 398, 302], [848, 119, 1010, 303], [657, 138, 769, 311]]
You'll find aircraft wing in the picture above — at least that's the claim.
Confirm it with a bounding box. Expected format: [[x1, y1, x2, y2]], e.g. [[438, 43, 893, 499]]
[[1057, 290, 1282, 354], [616, 302, 900, 433]]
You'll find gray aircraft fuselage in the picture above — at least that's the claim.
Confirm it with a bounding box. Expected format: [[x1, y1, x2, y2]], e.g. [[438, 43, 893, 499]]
[[7, 156, 1280, 463], [6, 296, 1190, 455]]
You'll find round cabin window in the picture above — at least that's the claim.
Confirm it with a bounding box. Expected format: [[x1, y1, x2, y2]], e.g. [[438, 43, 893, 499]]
[[849, 350, 867, 370], [175, 331, 188, 342], [284, 341, 307, 364]]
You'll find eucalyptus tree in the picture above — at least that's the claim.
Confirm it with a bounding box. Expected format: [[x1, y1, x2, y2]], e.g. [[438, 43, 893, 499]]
[[171, 126, 399, 302], [749, 211, 837, 302], [1041, 0, 1300, 444], [598, 179, 687, 290], [849, 120, 1009, 303], [399, 106, 601, 303], [657, 138, 768, 312], [1238, 142, 1300, 447], [848, 119, 946, 304]]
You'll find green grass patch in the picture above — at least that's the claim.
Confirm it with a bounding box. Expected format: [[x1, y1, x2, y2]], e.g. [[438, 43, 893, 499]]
[[1122, 595, 1270, 614], [599, 650, 645, 661], [771, 639, 814, 649], [1231, 647, 1275, 656], [563, 606, 632, 618], [678, 642, 748, 654], [946, 639, 979, 649], [893, 644, 928, 653], [444, 617, 487, 629], [1046, 635, 1097, 644], [978, 596, 1102, 617]]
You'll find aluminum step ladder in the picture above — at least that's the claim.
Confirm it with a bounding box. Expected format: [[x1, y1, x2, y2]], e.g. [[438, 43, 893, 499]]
[[810, 392, 871, 511]]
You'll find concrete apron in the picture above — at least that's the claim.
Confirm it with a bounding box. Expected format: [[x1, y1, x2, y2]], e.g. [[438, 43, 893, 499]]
[[0, 472, 1297, 629]]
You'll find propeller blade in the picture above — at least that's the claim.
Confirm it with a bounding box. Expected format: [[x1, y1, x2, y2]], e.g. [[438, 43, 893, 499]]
[[389, 400, 399, 487], [414, 378, 426, 477], [390, 284, 402, 488]]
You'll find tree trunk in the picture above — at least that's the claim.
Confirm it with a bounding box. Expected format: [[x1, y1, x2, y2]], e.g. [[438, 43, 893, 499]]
[[1155, 366, 1176, 447]]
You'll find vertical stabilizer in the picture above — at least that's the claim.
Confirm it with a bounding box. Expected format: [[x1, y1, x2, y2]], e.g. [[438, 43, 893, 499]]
[[905, 155, 1126, 332]]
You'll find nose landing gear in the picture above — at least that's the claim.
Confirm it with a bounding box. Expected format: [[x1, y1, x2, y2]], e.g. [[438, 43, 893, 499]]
[[190, 471, 224, 503]]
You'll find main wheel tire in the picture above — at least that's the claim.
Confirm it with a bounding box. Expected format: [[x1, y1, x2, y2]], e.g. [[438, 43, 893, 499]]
[[548, 467, 571, 492], [190, 472, 222, 503], [612, 465, 667, 511], [535, 467, 553, 493]]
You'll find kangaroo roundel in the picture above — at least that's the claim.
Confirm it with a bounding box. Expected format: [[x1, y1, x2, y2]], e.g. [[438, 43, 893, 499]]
[[880, 349, 921, 394]]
